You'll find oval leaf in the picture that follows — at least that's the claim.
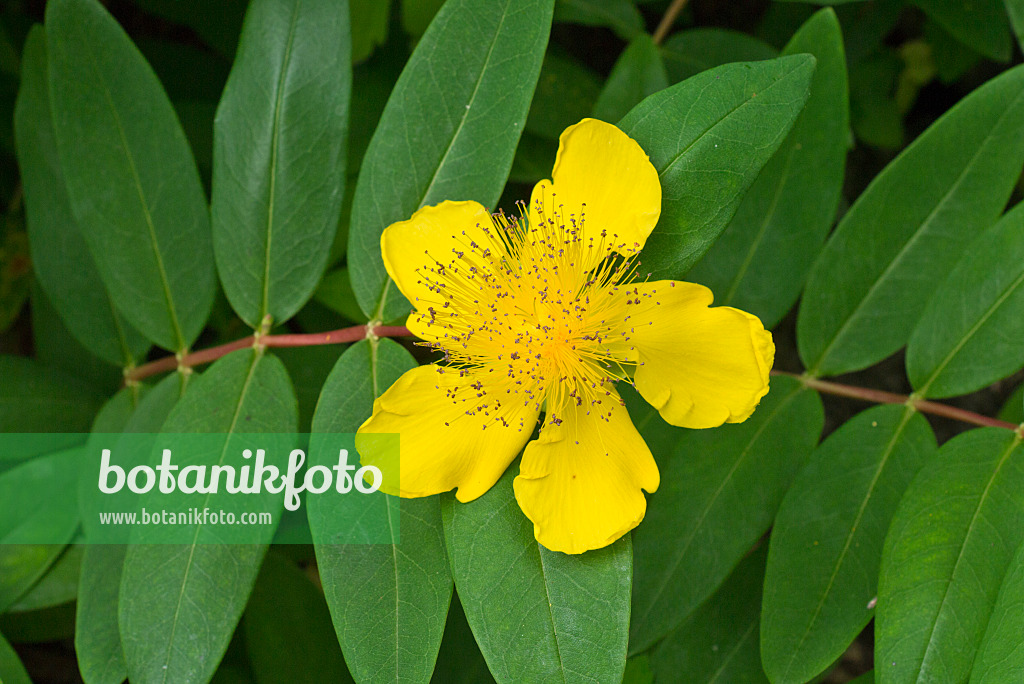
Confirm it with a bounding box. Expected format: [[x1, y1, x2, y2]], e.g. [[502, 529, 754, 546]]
[[0, 448, 80, 613], [907, 203, 1024, 398], [553, 0, 644, 41], [687, 9, 848, 330], [619, 54, 815, 280], [629, 376, 824, 653], [442, 464, 632, 684], [660, 28, 777, 84], [592, 34, 668, 124], [760, 405, 936, 684], [971, 537, 1024, 683], [76, 376, 184, 684], [212, 0, 351, 328], [243, 552, 353, 684], [15, 26, 148, 366], [798, 63, 1024, 376], [912, 0, 1012, 62], [76, 545, 128, 684], [0, 630, 31, 684], [309, 338, 453, 684], [118, 349, 298, 684], [348, 0, 554, 322], [876, 428, 1024, 684], [652, 544, 770, 684], [46, 0, 215, 351]]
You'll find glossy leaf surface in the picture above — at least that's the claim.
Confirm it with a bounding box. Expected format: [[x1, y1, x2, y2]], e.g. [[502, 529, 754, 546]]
[[212, 0, 351, 328], [619, 55, 815, 279]]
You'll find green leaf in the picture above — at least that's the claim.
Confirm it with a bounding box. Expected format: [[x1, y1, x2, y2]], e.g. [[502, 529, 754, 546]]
[[687, 9, 848, 330], [619, 55, 815, 280], [75, 545, 128, 684], [876, 429, 1024, 684], [8, 544, 81, 613], [629, 376, 824, 653], [651, 545, 769, 684], [118, 349, 298, 684], [592, 35, 668, 124], [243, 552, 353, 684], [912, 0, 1012, 62], [46, 0, 215, 352], [0, 629, 30, 684], [31, 284, 124, 395], [15, 27, 148, 367], [660, 28, 777, 83], [760, 405, 936, 684], [971, 537, 1024, 683], [0, 448, 79, 613], [997, 384, 1024, 425], [798, 64, 1024, 377], [348, 0, 554, 322], [76, 377, 183, 684], [525, 51, 603, 140], [1008, 0, 1024, 53], [553, 0, 645, 40], [212, 0, 351, 329], [442, 464, 632, 684], [0, 355, 103, 439], [309, 339, 453, 684], [907, 204, 1024, 398]]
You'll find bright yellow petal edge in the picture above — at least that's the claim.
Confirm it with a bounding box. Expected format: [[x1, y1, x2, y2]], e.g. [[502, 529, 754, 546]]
[[356, 119, 774, 554]]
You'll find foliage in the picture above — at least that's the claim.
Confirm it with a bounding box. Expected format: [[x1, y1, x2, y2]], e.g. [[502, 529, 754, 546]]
[[2, 0, 1024, 682]]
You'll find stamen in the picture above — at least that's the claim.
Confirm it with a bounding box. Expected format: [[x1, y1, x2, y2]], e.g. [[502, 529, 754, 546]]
[[415, 197, 654, 430]]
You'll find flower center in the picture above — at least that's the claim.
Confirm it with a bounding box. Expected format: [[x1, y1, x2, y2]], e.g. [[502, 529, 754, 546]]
[[412, 200, 643, 428]]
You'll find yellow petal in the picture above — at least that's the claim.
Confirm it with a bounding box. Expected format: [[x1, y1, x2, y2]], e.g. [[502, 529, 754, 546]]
[[529, 119, 661, 266], [623, 281, 774, 429], [380, 200, 495, 308], [357, 364, 539, 502], [513, 385, 659, 554]]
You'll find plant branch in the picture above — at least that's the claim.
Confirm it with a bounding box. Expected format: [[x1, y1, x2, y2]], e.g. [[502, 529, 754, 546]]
[[773, 370, 1019, 431], [652, 0, 689, 45], [125, 324, 412, 383], [126, 330, 1018, 433]]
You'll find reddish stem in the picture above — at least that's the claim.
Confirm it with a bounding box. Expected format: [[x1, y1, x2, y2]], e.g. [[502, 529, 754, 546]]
[[774, 370, 1019, 431], [126, 324, 412, 383], [125, 331, 1018, 433]]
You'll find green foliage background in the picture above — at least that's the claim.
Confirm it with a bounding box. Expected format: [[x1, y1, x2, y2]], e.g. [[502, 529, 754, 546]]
[[2, 0, 1024, 682]]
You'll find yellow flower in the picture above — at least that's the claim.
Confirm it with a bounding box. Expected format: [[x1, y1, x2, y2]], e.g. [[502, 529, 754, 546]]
[[357, 119, 774, 554]]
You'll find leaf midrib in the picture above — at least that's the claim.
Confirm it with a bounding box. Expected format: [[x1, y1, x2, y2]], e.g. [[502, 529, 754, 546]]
[[809, 88, 1024, 375], [918, 268, 1024, 396], [77, 27, 187, 352], [722, 143, 799, 306], [258, 0, 302, 325], [371, 0, 515, 317], [631, 385, 804, 645], [156, 351, 262, 684], [644, 57, 809, 184], [913, 436, 1022, 682], [780, 405, 916, 678]]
